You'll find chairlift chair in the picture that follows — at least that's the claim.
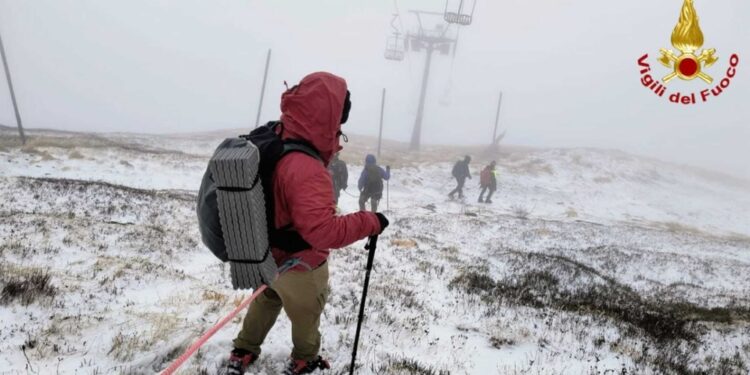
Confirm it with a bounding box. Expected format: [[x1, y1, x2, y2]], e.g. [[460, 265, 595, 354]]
[[384, 33, 405, 61], [444, 0, 477, 26]]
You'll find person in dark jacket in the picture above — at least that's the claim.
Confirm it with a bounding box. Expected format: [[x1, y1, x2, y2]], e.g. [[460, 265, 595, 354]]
[[226, 72, 390, 375], [327, 153, 348, 204], [448, 155, 471, 199], [358, 154, 390, 212], [478, 161, 497, 203]]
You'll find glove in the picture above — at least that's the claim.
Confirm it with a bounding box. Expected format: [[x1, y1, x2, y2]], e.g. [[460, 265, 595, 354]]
[[386, 165, 391, 171], [375, 213, 389, 234]]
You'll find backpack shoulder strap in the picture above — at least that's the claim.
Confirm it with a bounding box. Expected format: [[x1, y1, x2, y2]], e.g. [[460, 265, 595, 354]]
[[282, 140, 323, 163]]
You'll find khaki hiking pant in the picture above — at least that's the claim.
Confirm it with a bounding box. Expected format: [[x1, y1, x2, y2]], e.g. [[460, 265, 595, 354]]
[[234, 262, 329, 361]]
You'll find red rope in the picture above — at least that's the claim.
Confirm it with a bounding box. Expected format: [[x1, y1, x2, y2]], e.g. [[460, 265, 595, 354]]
[[161, 285, 268, 375]]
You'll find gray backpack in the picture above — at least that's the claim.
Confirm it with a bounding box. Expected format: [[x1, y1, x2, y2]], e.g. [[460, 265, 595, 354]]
[[197, 123, 322, 289]]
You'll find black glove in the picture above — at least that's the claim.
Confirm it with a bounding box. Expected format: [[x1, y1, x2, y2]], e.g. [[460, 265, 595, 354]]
[[386, 165, 391, 171], [375, 213, 389, 234]]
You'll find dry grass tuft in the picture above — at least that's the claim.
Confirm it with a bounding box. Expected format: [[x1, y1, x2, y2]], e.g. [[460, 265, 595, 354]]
[[390, 238, 418, 249], [202, 290, 227, 304], [1, 269, 57, 305], [374, 356, 451, 375], [511, 205, 531, 220], [21, 146, 55, 161]]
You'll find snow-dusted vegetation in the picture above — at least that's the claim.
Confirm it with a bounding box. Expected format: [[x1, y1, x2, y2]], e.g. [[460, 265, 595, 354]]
[[1, 128, 749, 374]]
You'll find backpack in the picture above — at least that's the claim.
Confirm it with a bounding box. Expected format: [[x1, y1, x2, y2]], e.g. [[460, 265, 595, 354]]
[[480, 167, 491, 187], [451, 161, 461, 178], [364, 164, 384, 193], [197, 122, 322, 263]]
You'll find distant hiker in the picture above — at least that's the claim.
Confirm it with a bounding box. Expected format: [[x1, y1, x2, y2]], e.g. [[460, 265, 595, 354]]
[[327, 152, 348, 204], [478, 161, 497, 204], [226, 72, 389, 375], [358, 154, 390, 212], [448, 155, 471, 199]]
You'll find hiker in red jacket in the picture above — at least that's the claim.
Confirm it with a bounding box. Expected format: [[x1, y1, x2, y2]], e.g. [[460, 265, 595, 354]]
[[478, 161, 497, 204], [226, 72, 389, 375]]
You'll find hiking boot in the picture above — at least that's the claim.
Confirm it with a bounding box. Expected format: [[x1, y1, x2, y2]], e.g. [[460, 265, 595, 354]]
[[478, 197, 484, 203], [225, 348, 257, 375], [485, 199, 493, 204], [283, 355, 331, 375], [448, 193, 454, 200]]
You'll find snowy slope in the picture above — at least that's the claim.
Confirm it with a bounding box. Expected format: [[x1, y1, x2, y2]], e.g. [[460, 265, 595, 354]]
[[1, 130, 749, 374]]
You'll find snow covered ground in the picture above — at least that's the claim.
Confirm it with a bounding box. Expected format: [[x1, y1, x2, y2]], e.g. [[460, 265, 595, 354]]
[[1, 128, 749, 374]]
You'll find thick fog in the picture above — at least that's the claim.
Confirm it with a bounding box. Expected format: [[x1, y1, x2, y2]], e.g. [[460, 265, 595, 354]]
[[0, 0, 748, 178]]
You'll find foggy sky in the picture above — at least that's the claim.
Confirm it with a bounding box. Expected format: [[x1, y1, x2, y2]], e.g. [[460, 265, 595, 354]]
[[0, 0, 748, 178]]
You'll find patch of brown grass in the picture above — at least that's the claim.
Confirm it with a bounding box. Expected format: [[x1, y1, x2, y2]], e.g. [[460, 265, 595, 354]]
[[390, 238, 418, 249], [202, 290, 227, 304], [21, 146, 55, 161]]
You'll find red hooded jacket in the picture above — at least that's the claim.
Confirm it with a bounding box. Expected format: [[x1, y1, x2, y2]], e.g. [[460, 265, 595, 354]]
[[271, 72, 382, 271]]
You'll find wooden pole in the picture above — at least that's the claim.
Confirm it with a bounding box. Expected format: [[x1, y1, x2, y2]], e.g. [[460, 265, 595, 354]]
[[377, 88, 385, 158], [0, 29, 26, 145], [254, 49, 272, 128]]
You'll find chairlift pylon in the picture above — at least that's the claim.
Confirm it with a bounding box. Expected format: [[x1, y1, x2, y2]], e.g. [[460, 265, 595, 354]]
[[444, 0, 476, 26]]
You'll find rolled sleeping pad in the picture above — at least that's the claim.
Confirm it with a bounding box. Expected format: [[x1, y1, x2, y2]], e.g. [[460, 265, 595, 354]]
[[209, 138, 277, 289]]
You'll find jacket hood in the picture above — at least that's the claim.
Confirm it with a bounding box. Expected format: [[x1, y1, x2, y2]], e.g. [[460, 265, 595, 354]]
[[280, 72, 348, 165], [365, 154, 376, 165]]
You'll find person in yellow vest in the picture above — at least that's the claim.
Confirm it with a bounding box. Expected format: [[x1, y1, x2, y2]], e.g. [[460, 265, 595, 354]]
[[478, 161, 497, 204]]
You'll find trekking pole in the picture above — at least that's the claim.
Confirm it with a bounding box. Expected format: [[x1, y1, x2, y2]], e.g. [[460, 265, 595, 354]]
[[349, 235, 378, 375]]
